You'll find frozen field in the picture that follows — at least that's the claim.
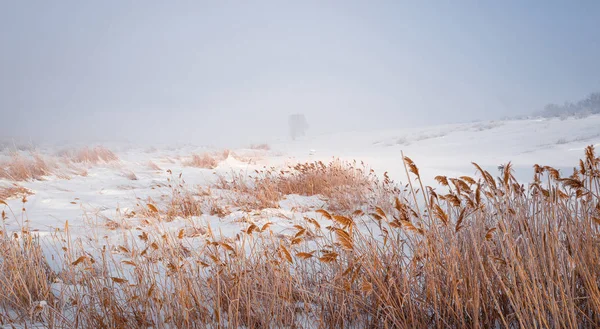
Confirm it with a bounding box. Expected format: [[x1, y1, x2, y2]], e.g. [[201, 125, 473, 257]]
[[3, 115, 599, 238], [1, 115, 599, 328]]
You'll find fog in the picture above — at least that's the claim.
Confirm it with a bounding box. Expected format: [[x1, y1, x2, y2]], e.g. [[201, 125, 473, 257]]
[[1, 1, 599, 147]]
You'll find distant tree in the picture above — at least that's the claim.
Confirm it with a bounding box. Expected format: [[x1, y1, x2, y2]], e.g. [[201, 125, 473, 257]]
[[539, 91, 600, 118], [582, 92, 600, 114], [542, 103, 562, 117], [288, 114, 309, 140]]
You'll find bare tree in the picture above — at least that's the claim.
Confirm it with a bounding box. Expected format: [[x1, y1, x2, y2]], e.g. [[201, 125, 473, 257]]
[[288, 114, 309, 140], [539, 91, 600, 118]]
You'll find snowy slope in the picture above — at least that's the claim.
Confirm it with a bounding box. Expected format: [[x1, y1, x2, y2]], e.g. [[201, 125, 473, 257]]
[[274, 115, 600, 186], [1, 115, 599, 245]]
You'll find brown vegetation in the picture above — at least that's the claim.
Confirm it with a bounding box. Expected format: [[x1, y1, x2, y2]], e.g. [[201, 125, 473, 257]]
[[147, 161, 161, 171], [0, 184, 32, 201], [0, 229, 55, 325], [0, 146, 118, 182], [0, 154, 54, 181], [1, 146, 600, 328], [215, 159, 399, 212], [59, 146, 119, 164], [184, 150, 230, 169], [185, 153, 219, 169], [122, 170, 138, 181], [137, 174, 208, 222]]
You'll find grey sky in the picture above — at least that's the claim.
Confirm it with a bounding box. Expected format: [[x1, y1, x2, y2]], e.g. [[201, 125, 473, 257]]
[[1, 1, 599, 146]]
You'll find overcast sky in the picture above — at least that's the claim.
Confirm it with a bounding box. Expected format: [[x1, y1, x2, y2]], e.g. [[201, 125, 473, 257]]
[[1, 1, 599, 146]]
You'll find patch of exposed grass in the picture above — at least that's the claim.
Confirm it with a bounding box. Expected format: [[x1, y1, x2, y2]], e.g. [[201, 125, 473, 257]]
[[0, 154, 54, 181], [215, 159, 400, 212], [122, 170, 138, 181], [58, 146, 119, 164], [147, 161, 161, 171], [184, 150, 230, 169], [137, 174, 213, 222], [0, 225, 56, 323], [0, 146, 118, 182], [0, 184, 32, 201]]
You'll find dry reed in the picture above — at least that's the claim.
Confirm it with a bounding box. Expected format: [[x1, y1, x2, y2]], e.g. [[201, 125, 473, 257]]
[[184, 151, 230, 169], [59, 146, 119, 164], [1, 146, 599, 328], [0, 154, 54, 181], [215, 159, 399, 212], [0, 185, 32, 201]]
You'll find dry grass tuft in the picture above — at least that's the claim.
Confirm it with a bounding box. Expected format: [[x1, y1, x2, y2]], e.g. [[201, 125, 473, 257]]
[[62, 163, 89, 178], [185, 153, 219, 169], [229, 151, 264, 165], [183, 151, 230, 169], [0, 154, 55, 181], [0, 184, 32, 201], [59, 146, 119, 164], [216, 159, 399, 212], [0, 146, 117, 182], [122, 170, 138, 181], [0, 227, 55, 323], [164, 189, 203, 219], [137, 174, 206, 222], [147, 161, 161, 171]]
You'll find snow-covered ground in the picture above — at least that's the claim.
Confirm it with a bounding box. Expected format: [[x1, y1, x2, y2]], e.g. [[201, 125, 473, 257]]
[[2, 115, 599, 241], [279, 115, 600, 186], [1, 115, 599, 327]]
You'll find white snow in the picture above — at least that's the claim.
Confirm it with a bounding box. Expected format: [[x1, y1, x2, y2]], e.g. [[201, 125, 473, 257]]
[[2, 115, 599, 239], [1, 115, 599, 327]]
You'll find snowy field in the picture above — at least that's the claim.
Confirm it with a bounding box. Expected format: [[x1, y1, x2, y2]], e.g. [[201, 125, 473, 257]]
[[1, 115, 599, 328], [2, 115, 598, 241]]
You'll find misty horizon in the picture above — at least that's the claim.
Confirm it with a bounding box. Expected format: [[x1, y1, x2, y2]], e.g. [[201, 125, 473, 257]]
[[2, 1, 599, 146]]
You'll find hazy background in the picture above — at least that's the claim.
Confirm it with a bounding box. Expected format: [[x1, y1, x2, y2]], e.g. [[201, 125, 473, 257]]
[[1, 1, 599, 146]]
